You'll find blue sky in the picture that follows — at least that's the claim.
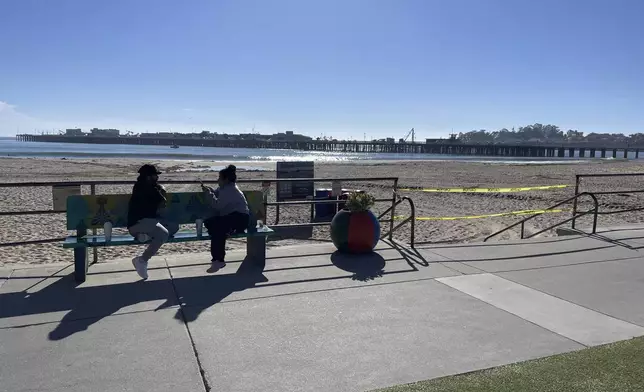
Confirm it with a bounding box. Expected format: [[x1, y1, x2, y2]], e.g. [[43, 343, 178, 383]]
[[1, 0, 643, 139]]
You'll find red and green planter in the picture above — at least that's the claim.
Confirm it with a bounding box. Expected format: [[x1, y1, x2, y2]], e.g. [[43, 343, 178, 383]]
[[330, 209, 381, 253]]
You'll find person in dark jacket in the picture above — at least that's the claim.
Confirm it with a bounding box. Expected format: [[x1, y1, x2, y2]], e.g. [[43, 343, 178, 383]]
[[127, 164, 178, 279], [201, 165, 250, 271]]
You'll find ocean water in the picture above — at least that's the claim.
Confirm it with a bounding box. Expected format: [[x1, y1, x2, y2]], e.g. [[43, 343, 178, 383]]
[[0, 138, 636, 163]]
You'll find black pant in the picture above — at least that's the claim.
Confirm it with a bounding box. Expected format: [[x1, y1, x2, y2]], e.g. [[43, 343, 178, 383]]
[[204, 212, 249, 262]]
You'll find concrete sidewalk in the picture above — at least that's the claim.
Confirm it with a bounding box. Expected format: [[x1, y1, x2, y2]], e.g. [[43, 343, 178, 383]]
[[2, 230, 644, 392]]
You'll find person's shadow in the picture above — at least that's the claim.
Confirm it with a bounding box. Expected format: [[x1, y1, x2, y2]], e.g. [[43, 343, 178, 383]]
[[46, 258, 267, 341], [173, 262, 268, 323]]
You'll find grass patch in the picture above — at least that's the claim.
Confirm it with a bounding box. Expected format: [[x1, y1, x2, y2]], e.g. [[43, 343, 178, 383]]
[[374, 337, 644, 392]]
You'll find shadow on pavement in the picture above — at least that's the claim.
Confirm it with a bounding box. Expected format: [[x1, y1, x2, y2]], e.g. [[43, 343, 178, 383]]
[[0, 246, 421, 341], [330, 251, 386, 281]]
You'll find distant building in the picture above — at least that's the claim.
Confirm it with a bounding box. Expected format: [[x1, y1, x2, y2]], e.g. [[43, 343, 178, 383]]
[[386, 138, 395, 143], [65, 128, 84, 136], [139, 132, 173, 138], [90, 128, 120, 137], [269, 131, 313, 142], [123, 130, 314, 142], [239, 133, 270, 141]]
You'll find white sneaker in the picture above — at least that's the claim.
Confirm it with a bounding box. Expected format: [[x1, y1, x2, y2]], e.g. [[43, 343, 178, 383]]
[[132, 256, 149, 280]]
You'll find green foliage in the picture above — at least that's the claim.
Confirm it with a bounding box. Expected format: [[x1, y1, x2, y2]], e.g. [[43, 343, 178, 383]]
[[345, 192, 375, 212], [456, 123, 639, 144]]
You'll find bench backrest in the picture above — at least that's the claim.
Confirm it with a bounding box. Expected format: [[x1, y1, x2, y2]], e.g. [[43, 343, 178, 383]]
[[66, 191, 265, 231]]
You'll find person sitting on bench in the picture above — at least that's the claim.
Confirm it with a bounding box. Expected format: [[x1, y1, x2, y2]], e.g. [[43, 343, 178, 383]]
[[201, 165, 250, 271], [127, 164, 179, 279]]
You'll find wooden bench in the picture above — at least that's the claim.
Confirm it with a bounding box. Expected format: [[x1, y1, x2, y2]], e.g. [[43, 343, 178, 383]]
[[63, 190, 273, 282]]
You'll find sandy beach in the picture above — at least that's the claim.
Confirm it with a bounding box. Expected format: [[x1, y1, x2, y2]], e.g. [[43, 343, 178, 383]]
[[1, 157, 644, 267]]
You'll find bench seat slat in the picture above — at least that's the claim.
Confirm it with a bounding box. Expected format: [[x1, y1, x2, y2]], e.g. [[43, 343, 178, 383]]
[[63, 227, 274, 249]]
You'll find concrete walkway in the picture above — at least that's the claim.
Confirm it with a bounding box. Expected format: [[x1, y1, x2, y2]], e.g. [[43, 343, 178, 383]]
[[2, 227, 644, 392]]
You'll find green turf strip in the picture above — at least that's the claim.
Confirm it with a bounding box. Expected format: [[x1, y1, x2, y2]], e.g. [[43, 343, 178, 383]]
[[374, 337, 644, 392]]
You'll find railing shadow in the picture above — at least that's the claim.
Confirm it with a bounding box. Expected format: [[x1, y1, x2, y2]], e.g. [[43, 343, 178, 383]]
[[383, 238, 429, 268], [427, 243, 621, 263]]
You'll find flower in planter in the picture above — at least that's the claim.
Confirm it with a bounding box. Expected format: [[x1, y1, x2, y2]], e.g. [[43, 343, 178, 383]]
[[345, 191, 376, 212]]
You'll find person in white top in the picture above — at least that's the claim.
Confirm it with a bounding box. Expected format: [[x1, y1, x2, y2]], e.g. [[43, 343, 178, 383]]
[[201, 165, 250, 271]]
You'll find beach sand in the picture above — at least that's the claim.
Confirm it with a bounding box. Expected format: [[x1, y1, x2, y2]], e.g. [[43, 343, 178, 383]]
[[1, 157, 644, 267]]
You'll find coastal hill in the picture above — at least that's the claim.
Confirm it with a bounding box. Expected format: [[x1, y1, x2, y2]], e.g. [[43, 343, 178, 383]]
[[458, 123, 644, 145]]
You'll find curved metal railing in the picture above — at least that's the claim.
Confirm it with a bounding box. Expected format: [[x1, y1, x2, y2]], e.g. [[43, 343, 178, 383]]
[[484, 192, 599, 242], [378, 195, 416, 247]]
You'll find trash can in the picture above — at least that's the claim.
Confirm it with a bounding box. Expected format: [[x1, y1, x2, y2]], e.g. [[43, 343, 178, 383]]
[[314, 189, 334, 220], [315, 189, 364, 221]]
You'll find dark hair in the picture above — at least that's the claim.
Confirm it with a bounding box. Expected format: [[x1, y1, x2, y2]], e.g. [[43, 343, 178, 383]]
[[137, 164, 161, 182], [138, 164, 161, 176], [219, 164, 237, 182]]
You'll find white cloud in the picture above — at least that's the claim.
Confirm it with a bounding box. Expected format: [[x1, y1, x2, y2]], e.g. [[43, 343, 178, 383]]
[[0, 101, 16, 112], [0, 101, 47, 135]]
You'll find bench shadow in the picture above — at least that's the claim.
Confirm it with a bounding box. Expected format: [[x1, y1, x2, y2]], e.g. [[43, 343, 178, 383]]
[[0, 246, 422, 341]]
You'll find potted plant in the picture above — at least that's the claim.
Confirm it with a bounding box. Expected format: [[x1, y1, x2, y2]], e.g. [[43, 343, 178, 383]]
[[330, 191, 381, 253]]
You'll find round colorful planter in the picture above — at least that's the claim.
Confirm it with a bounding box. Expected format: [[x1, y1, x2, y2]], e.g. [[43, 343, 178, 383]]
[[330, 209, 380, 253]]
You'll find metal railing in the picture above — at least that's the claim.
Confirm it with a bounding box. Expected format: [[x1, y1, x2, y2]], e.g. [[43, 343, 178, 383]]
[[487, 173, 644, 243], [378, 196, 416, 247], [0, 177, 399, 188], [0, 176, 414, 248], [484, 192, 599, 242], [573, 173, 644, 228]]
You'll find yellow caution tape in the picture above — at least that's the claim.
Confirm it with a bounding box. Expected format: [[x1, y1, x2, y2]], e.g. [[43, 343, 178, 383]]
[[394, 208, 569, 221], [399, 185, 569, 193]]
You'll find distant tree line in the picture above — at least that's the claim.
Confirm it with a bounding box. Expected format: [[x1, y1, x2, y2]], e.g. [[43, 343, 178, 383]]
[[458, 124, 644, 145]]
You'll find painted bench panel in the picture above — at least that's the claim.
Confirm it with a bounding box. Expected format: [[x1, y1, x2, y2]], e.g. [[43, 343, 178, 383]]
[[66, 191, 266, 231]]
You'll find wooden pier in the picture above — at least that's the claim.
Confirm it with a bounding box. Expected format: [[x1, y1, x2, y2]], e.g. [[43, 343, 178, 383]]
[[15, 134, 641, 159]]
